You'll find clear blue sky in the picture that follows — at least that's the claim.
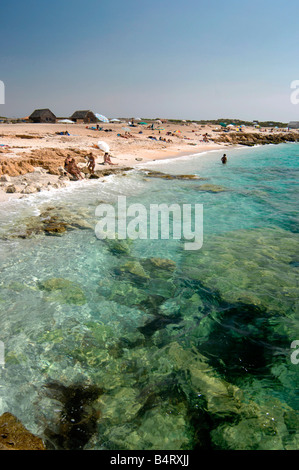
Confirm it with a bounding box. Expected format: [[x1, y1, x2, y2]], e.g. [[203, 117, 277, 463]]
[[1, 0, 299, 121]]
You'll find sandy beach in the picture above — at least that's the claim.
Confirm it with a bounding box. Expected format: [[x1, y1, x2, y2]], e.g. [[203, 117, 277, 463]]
[[0, 120, 297, 203]]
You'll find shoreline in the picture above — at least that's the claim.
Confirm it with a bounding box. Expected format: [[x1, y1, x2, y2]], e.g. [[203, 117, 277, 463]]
[[1, 121, 298, 204], [0, 144, 225, 204], [0, 121, 228, 203]]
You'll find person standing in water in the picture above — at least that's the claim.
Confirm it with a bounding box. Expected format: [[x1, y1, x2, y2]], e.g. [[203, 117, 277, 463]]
[[221, 154, 227, 164]]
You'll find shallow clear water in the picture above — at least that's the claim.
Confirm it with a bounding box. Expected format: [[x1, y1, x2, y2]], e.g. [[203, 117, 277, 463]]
[[0, 143, 298, 450]]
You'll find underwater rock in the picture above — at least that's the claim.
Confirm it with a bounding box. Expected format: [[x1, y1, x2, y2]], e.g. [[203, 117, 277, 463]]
[[158, 298, 181, 317], [141, 170, 208, 181], [189, 362, 242, 417], [98, 387, 143, 426], [115, 260, 150, 283], [6, 205, 94, 239], [98, 279, 148, 308], [164, 342, 243, 417], [210, 396, 298, 450], [196, 183, 228, 193], [141, 257, 176, 279], [93, 167, 133, 178], [210, 419, 283, 450], [164, 342, 299, 449], [180, 227, 299, 317], [38, 278, 86, 305], [85, 321, 117, 349], [146, 278, 177, 299], [105, 237, 133, 255], [129, 400, 192, 450], [0, 412, 46, 450], [37, 328, 66, 345], [43, 218, 68, 235]]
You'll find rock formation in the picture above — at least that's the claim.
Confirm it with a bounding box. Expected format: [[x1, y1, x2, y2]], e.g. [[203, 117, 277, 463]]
[[0, 412, 45, 450]]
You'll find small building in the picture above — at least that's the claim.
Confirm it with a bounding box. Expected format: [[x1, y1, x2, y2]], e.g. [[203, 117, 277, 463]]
[[288, 121, 299, 129], [29, 108, 56, 123], [70, 110, 97, 124]]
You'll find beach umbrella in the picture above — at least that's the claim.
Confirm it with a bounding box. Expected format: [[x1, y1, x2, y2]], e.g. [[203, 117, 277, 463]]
[[96, 141, 110, 153], [58, 119, 75, 124], [110, 118, 121, 122], [139, 122, 147, 125], [122, 127, 131, 132], [95, 113, 109, 123]]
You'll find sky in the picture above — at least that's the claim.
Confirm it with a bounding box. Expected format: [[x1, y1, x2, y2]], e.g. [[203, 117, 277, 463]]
[[0, 0, 299, 121]]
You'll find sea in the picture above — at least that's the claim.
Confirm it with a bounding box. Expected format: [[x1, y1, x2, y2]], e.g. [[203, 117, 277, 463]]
[[0, 143, 298, 450]]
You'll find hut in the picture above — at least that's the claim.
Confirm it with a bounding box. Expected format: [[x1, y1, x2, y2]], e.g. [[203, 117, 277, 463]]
[[70, 110, 97, 124], [29, 108, 56, 123]]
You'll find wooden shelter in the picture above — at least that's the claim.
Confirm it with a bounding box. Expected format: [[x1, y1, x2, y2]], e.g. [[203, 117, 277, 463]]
[[70, 110, 97, 123], [29, 108, 56, 123]]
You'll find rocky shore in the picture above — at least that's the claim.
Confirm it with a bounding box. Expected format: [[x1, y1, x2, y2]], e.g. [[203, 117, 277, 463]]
[[0, 158, 133, 201], [215, 131, 299, 146]]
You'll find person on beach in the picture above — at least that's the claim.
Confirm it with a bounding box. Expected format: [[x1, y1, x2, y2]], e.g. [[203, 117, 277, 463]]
[[221, 154, 227, 164], [64, 155, 73, 175], [67, 158, 84, 179], [104, 152, 117, 165], [86, 153, 95, 174]]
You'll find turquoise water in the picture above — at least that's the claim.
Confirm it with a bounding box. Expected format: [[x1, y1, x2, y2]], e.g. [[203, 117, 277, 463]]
[[0, 143, 298, 450]]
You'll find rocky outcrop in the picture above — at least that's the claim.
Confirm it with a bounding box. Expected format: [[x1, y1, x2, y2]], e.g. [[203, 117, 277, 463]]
[[0, 412, 45, 450], [215, 131, 299, 146], [38, 277, 87, 305], [140, 169, 208, 180], [0, 148, 87, 177], [4, 205, 94, 239]]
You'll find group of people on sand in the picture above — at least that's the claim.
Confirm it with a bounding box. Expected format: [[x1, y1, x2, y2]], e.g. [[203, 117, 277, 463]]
[[64, 156, 84, 180], [63, 149, 117, 180]]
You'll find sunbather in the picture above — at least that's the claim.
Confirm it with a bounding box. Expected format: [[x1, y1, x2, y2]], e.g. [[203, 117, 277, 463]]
[[104, 152, 117, 165], [67, 158, 84, 179]]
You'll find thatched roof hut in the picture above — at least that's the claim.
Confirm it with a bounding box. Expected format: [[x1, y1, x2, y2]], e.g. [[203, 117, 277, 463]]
[[70, 110, 97, 123], [29, 109, 56, 123]]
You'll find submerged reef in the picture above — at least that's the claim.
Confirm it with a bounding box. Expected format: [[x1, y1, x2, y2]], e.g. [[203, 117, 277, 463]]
[[2, 223, 298, 450], [1, 205, 95, 240], [38, 278, 87, 305]]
